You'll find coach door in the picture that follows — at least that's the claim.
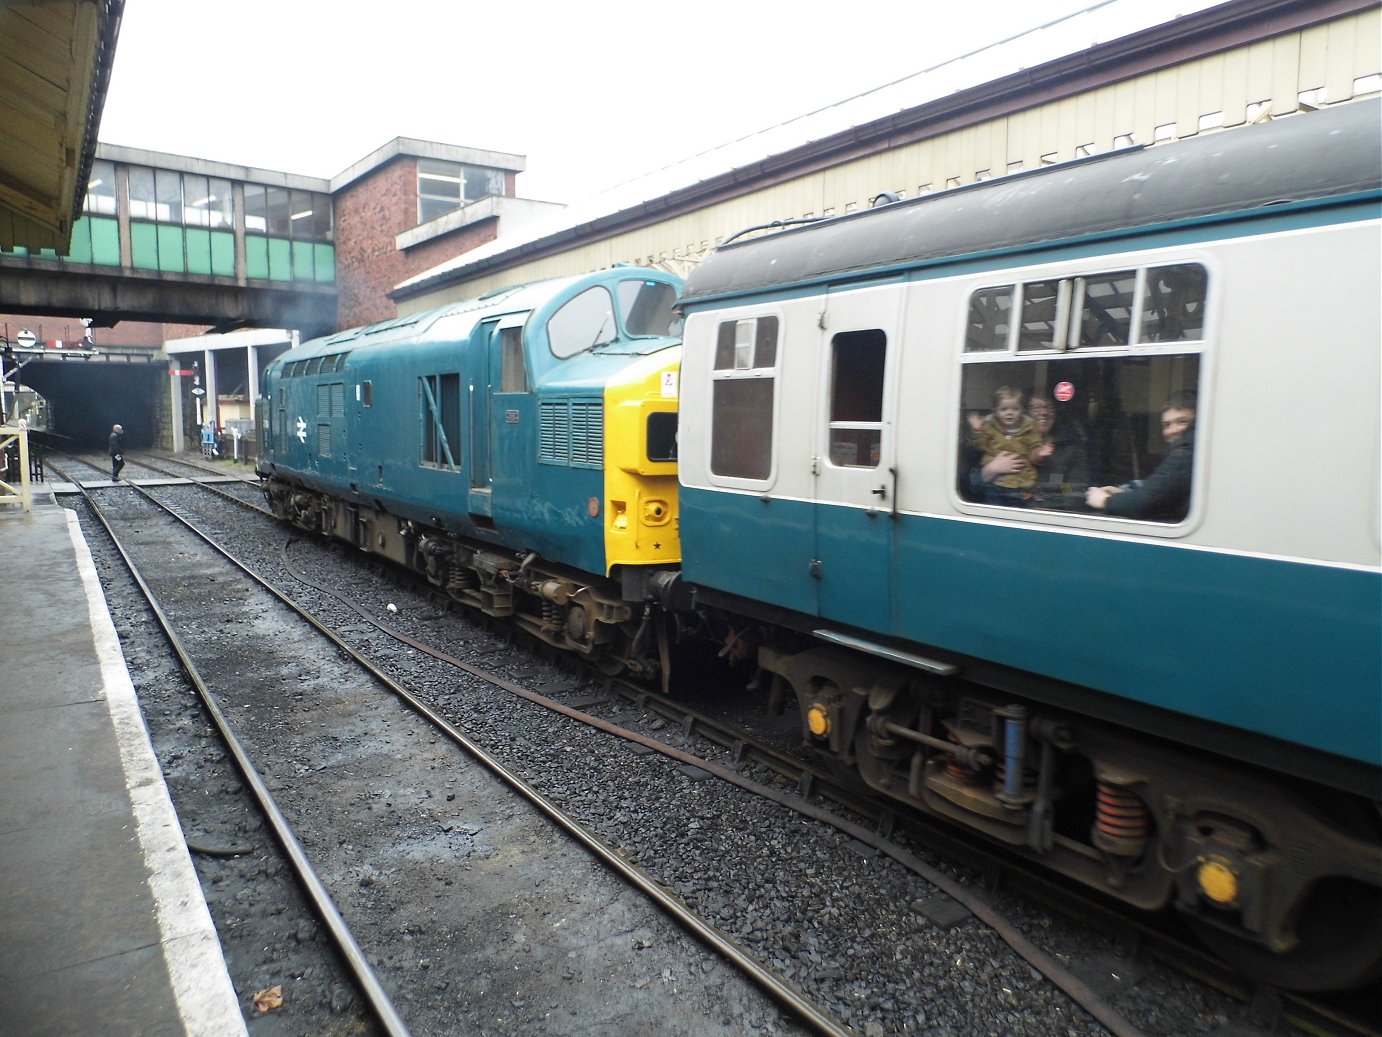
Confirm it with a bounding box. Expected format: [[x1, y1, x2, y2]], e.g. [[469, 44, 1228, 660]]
[[811, 283, 902, 631]]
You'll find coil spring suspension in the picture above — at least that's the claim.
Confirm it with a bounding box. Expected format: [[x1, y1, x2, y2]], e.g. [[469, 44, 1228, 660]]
[[446, 564, 477, 594], [992, 760, 1037, 796], [541, 600, 562, 627], [1093, 780, 1151, 856]]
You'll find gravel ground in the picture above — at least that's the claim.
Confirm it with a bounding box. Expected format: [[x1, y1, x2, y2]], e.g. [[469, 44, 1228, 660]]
[[65, 479, 1306, 1037]]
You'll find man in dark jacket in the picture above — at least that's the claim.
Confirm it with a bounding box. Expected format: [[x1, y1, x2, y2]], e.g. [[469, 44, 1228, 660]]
[[109, 423, 124, 480], [1086, 393, 1195, 521]]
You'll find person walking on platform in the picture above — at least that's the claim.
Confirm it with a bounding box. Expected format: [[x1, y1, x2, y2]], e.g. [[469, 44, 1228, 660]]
[[109, 423, 125, 481]]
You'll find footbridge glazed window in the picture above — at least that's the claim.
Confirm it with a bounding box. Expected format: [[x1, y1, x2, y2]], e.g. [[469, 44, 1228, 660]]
[[710, 316, 778, 481], [958, 264, 1206, 523]]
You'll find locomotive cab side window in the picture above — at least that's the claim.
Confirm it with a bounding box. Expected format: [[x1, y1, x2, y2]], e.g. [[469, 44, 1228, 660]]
[[709, 316, 778, 482], [958, 263, 1207, 524], [499, 327, 528, 393]]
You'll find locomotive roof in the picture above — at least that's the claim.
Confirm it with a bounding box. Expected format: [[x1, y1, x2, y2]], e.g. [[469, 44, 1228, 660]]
[[680, 97, 1382, 304], [285, 267, 676, 359]]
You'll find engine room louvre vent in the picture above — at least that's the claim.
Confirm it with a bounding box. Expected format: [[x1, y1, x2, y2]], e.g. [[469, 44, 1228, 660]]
[[539, 399, 604, 468]]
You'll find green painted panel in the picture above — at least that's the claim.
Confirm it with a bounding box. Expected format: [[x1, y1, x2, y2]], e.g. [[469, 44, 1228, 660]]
[[186, 227, 212, 275], [267, 237, 292, 281], [314, 242, 336, 283], [90, 217, 120, 265], [131, 222, 159, 269], [67, 218, 93, 263], [157, 225, 185, 273], [210, 231, 234, 276], [246, 235, 269, 279], [291, 240, 314, 280]]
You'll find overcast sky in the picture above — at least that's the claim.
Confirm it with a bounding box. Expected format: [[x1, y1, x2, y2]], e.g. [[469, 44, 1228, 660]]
[[98, 0, 1207, 204]]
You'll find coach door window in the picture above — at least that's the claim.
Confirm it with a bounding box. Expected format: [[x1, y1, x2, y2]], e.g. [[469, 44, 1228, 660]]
[[828, 330, 886, 467], [709, 316, 778, 482], [958, 263, 1207, 523]]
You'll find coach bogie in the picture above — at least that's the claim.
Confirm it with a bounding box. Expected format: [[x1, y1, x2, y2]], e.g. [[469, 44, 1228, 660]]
[[758, 635, 1382, 979]]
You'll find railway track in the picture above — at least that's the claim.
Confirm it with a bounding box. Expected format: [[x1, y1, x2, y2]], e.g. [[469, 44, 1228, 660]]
[[69, 480, 836, 1036], [53, 472, 1380, 1036], [274, 532, 1382, 1037]]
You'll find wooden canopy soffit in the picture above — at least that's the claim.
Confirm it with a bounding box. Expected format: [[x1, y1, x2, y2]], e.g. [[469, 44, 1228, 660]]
[[0, 0, 123, 253]]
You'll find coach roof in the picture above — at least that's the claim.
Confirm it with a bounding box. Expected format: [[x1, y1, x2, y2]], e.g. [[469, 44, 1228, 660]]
[[680, 97, 1381, 304]]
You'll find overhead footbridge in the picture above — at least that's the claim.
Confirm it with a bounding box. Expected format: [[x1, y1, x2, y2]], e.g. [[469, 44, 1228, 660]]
[[1, 146, 339, 340]]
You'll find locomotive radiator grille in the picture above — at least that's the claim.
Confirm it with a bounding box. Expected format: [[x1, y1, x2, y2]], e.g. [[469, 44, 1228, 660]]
[[539, 399, 604, 468]]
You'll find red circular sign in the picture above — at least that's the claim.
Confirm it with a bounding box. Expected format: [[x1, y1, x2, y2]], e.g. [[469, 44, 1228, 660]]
[[1053, 381, 1075, 402], [587, 497, 600, 518]]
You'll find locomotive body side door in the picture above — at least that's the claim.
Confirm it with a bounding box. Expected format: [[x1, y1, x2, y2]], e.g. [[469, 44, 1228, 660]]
[[468, 320, 498, 517], [811, 282, 903, 630]]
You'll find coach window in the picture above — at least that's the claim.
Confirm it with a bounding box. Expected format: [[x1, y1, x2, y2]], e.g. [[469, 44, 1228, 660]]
[[966, 287, 1012, 352], [548, 286, 616, 358], [958, 263, 1207, 523], [709, 316, 778, 481], [828, 330, 886, 467]]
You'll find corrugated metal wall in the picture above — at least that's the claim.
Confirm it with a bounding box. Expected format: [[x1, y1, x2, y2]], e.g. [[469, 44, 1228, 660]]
[[400, 7, 1381, 311]]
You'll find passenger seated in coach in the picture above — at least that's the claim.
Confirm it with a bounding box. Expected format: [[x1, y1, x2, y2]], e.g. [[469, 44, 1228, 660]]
[[972, 387, 1052, 501], [1028, 393, 1089, 492], [1086, 392, 1196, 521], [959, 407, 1033, 502]]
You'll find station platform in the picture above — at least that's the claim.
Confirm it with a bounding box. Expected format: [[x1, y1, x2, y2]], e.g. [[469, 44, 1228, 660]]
[[0, 489, 247, 1037]]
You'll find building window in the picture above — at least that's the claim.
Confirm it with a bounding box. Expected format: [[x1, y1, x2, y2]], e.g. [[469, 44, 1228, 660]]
[[417, 158, 505, 223]]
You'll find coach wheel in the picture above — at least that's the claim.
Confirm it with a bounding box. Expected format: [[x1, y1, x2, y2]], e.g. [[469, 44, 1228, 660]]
[[1186, 876, 1382, 991]]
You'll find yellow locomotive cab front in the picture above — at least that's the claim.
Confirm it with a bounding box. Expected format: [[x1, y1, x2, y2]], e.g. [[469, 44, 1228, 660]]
[[602, 347, 682, 574]]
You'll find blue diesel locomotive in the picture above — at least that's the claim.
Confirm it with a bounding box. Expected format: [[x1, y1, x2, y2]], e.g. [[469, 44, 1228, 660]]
[[259, 99, 1381, 987], [258, 268, 684, 674]]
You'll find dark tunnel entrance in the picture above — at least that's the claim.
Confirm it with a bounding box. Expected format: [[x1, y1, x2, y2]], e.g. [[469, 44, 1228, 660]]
[[11, 358, 168, 449]]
